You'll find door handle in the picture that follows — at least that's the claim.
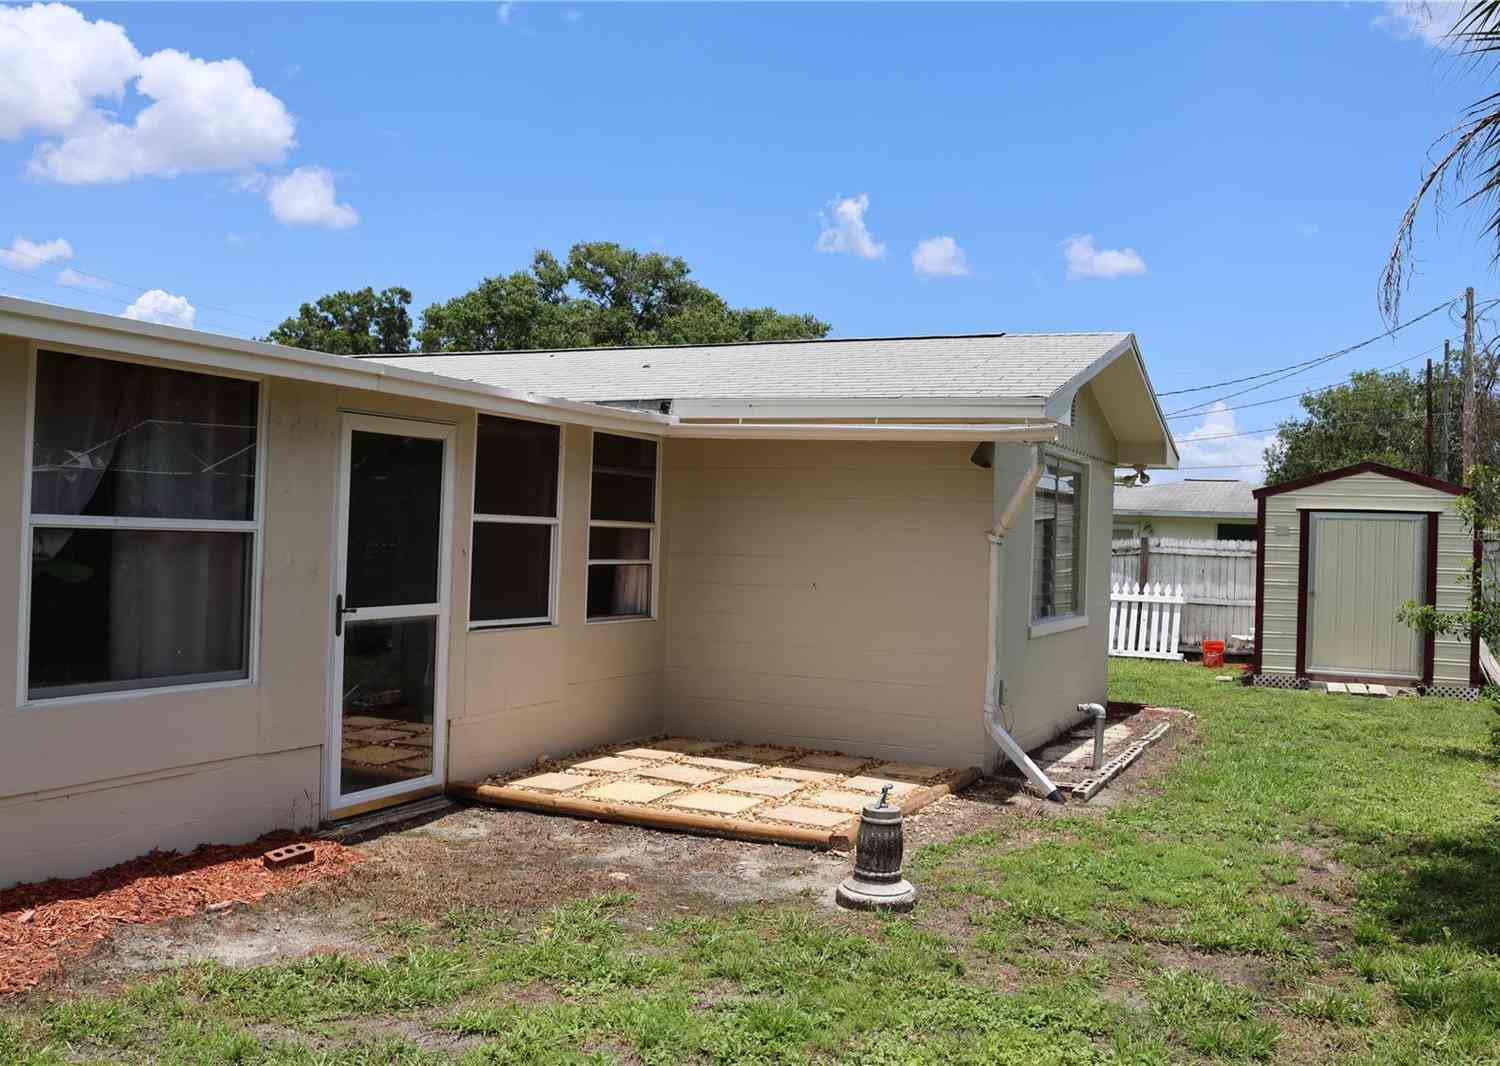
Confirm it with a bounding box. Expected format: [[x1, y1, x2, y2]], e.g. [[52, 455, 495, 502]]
[[334, 593, 358, 636]]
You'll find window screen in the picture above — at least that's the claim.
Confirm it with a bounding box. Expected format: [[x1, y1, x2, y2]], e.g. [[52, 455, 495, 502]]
[[588, 433, 658, 619], [26, 350, 259, 700], [1032, 458, 1084, 621], [470, 415, 561, 627]]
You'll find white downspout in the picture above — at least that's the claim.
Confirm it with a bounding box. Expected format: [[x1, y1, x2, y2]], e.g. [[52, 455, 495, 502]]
[[983, 444, 1066, 803]]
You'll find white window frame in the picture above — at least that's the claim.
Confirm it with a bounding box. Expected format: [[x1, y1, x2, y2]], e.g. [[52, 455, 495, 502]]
[[468, 413, 564, 630], [17, 341, 267, 708], [1031, 454, 1087, 629], [585, 429, 661, 624]]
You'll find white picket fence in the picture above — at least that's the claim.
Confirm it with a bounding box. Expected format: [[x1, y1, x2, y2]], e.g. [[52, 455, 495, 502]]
[[1108, 581, 1186, 661], [1111, 538, 1255, 652]]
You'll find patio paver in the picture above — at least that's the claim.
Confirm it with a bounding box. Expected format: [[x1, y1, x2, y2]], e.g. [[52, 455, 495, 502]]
[[636, 763, 726, 787], [665, 791, 764, 815], [841, 776, 918, 798], [761, 805, 854, 828], [582, 780, 682, 804], [683, 756, 759, 772], [804, 789, 876, 812], [575, 756, 657, 773], [511, 771, 594, 792], [791, 753, 868, 774], [719, 775, 802, 798]]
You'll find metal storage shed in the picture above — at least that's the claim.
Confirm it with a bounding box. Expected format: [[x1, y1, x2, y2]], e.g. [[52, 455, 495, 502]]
[[1251, 462, 1479, 695]]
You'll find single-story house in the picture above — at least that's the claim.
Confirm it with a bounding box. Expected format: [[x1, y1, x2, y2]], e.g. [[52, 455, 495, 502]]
[[0, 297, 1176, 886], [1251, 461, 1477, 694], [1113, 478, 1257, 541]]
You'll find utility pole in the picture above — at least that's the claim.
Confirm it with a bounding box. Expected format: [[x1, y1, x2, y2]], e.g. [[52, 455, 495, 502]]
[[1464, 286, 1477, 484], [1426, 358, 1434, 476], [1440, 340, 1452, 481]]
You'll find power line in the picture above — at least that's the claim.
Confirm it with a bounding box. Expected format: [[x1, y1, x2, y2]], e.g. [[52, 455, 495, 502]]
[[0, 244, 272, 329], [1164, 345, 1440, 421], [1164, 304, 1456, 418], [1156, 298, 1456, 399]]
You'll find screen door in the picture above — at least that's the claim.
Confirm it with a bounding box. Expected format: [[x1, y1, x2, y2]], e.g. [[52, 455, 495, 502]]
[[327, 414, 454, 814]]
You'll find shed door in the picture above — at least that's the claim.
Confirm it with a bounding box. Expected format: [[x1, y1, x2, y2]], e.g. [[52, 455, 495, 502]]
[[1306, 512, 1425, 680]]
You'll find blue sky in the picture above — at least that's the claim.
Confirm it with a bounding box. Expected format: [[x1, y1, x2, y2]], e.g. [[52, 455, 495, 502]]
[[0, 1, 1493, 479]]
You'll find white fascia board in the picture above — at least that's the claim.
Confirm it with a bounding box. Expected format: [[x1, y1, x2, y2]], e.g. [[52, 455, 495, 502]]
[[669, 422, 1060, 442], [1113, 509, 1256, 520], [1045, 334, 1180, 467], [0, 296, 670, 435], [670, 395, 1051, 421]]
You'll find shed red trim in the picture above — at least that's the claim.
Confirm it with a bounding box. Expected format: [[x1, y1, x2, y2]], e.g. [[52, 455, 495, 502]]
[[1473, 532, 1484, 687], [1423, 513, 1438, 687], [1294, 510, 1310, 678], [1253, 495, 1266, 673], [1252, 461, 1468, 499]]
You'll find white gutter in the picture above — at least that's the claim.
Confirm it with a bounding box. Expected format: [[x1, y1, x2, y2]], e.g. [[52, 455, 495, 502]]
[[669, 422, 1059, 443], [982, 443, 1065, 803]]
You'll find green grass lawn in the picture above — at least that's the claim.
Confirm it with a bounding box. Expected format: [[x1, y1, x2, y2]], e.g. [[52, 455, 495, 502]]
[[5, 661, 1500, 1065]]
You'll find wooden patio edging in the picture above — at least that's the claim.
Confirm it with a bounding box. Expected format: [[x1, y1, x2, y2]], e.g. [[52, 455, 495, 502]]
[[449, 766, 981, 851]]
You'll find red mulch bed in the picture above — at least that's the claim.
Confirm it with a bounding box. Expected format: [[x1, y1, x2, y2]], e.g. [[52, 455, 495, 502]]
[[0, 832, 360, 995]]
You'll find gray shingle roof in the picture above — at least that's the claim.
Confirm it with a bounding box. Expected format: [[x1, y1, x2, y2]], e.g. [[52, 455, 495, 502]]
[[362, 332, 1133, 402], [1114, 479, 1257, 518]]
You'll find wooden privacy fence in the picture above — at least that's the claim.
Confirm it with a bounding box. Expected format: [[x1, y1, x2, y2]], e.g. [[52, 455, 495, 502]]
[[1111, 537, 1256, 652], [1109, 581, 1185, 660]]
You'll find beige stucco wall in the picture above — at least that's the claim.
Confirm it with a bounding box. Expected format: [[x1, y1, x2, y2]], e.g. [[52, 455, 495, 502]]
[[0, 335, 663, 887], [1261, 471, 1470, 684], [992, 386, 1117, 754], [660, 438, 994, 769]]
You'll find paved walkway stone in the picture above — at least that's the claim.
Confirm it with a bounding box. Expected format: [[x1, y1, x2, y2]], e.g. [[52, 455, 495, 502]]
[[842, 776, 918, 798], [763, 766, 840, 783], [653, 737, 723, 753], [869, 762, 951, 781], [684, 756, 759, 771], [615, 747, 676, 760]]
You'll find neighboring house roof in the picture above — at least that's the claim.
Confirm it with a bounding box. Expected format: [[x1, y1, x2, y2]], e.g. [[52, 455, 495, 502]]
[[1251, 461, 1467, 499], [1114, 478, 1258, 519], [364, 331, 1179, 467]]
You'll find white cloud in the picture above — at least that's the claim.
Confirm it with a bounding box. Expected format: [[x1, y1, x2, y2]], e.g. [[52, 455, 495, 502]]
[[0, 236, 73, 271], [1373, 1, 1466, 47], [1297, 222, 1320, 238], [1174, 401, 1274, 482], [911, 235, 969, 278], [497, 1, 515, 22], [121, 288, 195, 328], [57, 267, 112, 290], [562, 8, 583, 22], [264, 166, 359, 229], [0, 3, 140, 139], [1061, 234, 1147, 281], [816, 193, 885, 260], [28, 47, 295, 183]]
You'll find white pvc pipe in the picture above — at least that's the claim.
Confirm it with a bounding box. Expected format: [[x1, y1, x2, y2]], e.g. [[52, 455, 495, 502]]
[[983, 445, 1065, 803]]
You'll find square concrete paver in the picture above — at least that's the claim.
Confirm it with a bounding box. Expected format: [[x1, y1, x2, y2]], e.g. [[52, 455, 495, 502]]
[[665, 791, 763, 815], [511, 771, 594, 792], [1346, 682, 1370, 695], [763, 765, 840, 783], [344, 745, 423, 766], [1325, 682, 1349, 694], [842, 776, 918, 798], [615, 747, 677, 761], [582, 780, 681, 804], [716, 745, 796, 764], [684, 756, 759, 772], [636, 763, 726, 787], [761, 805, 854, 828], [574, 755, 655, 773], [869, 762, 952, 782], [719, 775, 802, 798], [805, 789, 875, 812], [792, 753, 869, 774], [652, 737, 724, 754]]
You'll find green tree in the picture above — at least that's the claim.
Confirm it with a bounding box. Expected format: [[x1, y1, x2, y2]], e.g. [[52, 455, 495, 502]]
[[416, 242, 829, 352], [265, 286, 414, 355], [1262, 369, 1433, 484]]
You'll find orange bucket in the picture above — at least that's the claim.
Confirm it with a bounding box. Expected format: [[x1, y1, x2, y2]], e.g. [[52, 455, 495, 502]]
[[1202, 640, 1225, 668]]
